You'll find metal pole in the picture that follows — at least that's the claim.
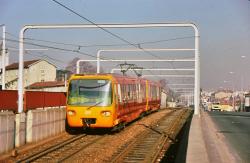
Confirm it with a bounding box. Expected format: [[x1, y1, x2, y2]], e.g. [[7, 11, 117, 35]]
[[1, 25, 6, 90], [77, 59, 195, 74], [97, 51, 101, 73], [18, 27, 27, 113], [194, 27, 200, 115], [111, 68, 194, 73], [97, 48, 195, 73], [76, 60, 81, 74], [64, 73, 67, 87], [168, 84, 194, 86], [142, 75, 194, 77]]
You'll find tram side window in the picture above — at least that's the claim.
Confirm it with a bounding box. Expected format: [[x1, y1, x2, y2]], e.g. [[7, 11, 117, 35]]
[[128, 84, 134, 101], [117, 84, 122, 103], [121, 84, 126, 102], [126, 84, 130, 100], [133, 84, 137, 101], [137, 84, 141, 102], [150, 85, 156, 100], [157, 87, 161, 99], [122, 84, 129, 101], [132, 84, 137, 101], [153, 86, 157, 100], [141, 84, 146, 101], [148, 85, 151, 99]]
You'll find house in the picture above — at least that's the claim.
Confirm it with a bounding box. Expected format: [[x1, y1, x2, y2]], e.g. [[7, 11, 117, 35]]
[[210, 90, 233, 103], [214, 90, 233, 99], [0, 59, 56, 90], [26, 81, 66, 92]]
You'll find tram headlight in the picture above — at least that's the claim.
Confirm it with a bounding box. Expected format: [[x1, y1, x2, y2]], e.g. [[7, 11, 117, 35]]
[[67, 110, 76, 116], [101, 111, 111, 117]]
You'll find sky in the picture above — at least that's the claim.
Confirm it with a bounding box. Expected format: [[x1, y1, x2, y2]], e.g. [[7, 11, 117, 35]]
[[0, 0, 249, 91]]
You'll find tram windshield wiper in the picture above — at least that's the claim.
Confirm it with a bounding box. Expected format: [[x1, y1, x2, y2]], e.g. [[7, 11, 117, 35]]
[[86, 101, 104, 110]]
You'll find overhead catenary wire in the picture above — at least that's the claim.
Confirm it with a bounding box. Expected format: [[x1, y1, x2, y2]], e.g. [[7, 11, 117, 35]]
[[3, 37, 148, 75], [5, 27, 193, 79], [3, 37, 196, 85], [51, 0, 164, 60], [5, 33, 193, 61], [4, 37, 112, 60], [5, 30, 194, 75], [50, 0, 188, 77], [6, 31, 195, 63], [23, 35, 195, 49], [7, 46, 67, 68], [5, 37, 193, 74], [4, 37, 195, 80]]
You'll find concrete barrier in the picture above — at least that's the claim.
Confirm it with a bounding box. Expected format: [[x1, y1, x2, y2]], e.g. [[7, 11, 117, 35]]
[[0, 111, 15, 154], [26, 107, 66, 143], [15, 113, 26, 147]]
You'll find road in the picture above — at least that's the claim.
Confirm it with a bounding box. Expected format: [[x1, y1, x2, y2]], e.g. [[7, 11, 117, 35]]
[[208, 111, 250, 162]]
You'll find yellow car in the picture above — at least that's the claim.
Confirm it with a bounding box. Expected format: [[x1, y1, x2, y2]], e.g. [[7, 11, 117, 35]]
[[211, 103, 221, 111]]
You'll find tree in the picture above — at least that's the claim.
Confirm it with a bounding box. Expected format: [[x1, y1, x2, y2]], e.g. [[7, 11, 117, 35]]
[[159, 79, 168, 91], [65, 57, 103, 76]]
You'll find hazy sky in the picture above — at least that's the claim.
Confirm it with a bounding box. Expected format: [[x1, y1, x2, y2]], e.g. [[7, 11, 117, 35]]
[[0, 0, 249, 90]]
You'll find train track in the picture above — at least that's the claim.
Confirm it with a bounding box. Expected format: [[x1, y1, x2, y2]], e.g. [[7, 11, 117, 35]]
[[110, 109, 190, 163], [16, 134, 104, 163], [12, 108, 189, 163]]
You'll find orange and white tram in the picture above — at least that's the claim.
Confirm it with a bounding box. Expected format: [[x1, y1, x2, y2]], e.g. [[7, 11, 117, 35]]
[[66, 73, 161, 130]]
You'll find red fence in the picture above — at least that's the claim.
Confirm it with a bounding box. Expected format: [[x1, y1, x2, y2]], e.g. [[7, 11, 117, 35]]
[[0, 90, 66, 112], [24, 91, 66, 111], [0, 90, 18, 112]]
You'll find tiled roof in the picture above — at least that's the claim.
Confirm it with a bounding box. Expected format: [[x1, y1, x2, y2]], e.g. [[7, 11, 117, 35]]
[[27, 81, 65, 89], [5, 59, 40, 70], [214, 89, 233, 94]]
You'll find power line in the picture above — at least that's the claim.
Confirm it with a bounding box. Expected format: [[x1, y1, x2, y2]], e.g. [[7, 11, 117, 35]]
[[5, 31, 194, 78], [6, 31, 195, 53], [5, 37, 193, 76], [23, 35, 195, 49], [6, 31, 195, 47], [4, 37, 112, 60], [4, 37, 148, 74], [51, 0, 162, 60], [26, 51, 66, 64], [5, 30, 194, 76], [50, 0, 195, 76]]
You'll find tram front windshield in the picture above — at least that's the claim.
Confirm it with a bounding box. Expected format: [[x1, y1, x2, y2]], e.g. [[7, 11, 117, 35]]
[[68, 79, 112, 106]]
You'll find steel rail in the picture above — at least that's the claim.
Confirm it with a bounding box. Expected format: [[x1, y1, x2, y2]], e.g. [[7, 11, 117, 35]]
[[110, 109, 181, 163], [16, 134, 87, 163], [57, 136, 105, 162]]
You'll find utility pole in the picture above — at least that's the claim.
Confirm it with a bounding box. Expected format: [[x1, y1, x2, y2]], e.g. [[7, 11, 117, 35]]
[[1, 24, 6, 90]]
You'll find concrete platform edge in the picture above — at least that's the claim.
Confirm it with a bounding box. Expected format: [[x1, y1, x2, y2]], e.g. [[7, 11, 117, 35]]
[[187, 110, 242, 163]]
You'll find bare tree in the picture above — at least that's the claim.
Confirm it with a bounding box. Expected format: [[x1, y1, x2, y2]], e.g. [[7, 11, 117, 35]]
[[65, 57, 104, 75], [159, 79, 168, 91], [65, 57, 80, 74]]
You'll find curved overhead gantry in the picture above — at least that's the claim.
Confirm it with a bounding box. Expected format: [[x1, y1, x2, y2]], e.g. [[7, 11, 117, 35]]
[[18, 23, 199, 116]]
